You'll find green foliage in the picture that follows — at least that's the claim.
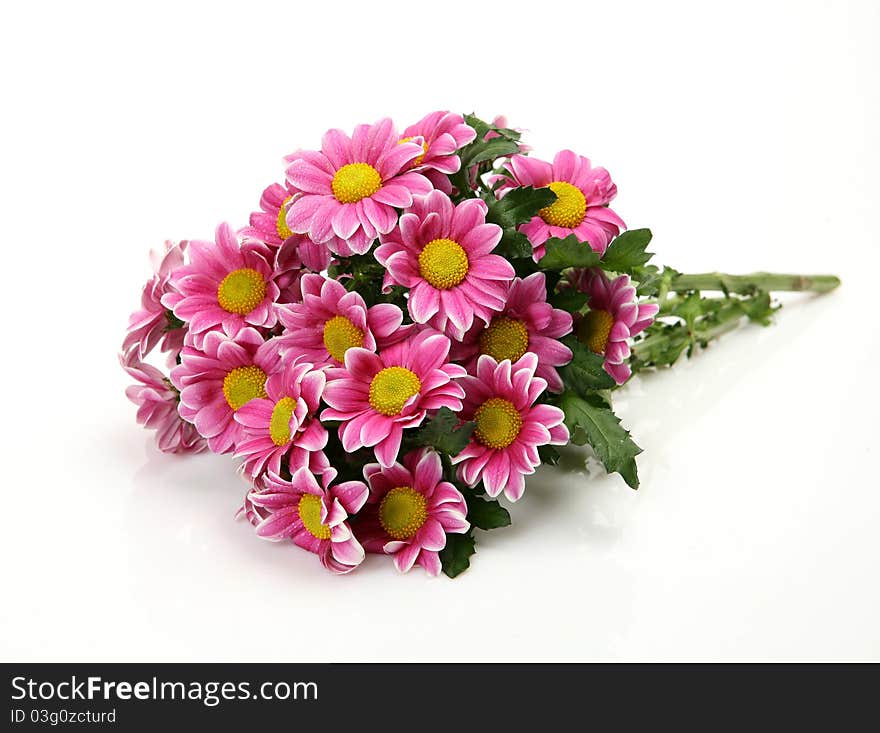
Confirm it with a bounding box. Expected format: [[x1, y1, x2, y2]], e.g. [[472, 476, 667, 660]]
[[486, 186, 556, 230], [164, 310, 185, 332], [537, 235, 603, 270], [559, 335, 616, 395], [440, 531, 476, 578], [487, 186, 556, 260], [463, 114, 521, 142], [599, 229, 654, 274], [414, 407, 475, 456], [549, 290, 588, 312], [559, 391, 642, 489], [537, 445, 561, 465], [632, 264, 681, 298], [463, 491, 511, 531]]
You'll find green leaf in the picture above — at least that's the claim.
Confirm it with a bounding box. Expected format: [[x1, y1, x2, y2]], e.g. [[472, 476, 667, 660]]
[[559, 391, 642, 489], [459, 137, 521, 170], [631, 322, 691, 368], [440, 532, 476, 578], [537, 445, 561, 465], [496, 229, 535, 259], [463, 114, 521, 142], [414, 407, 475, 456], [486, 186, 556, 230], [164, 309, 185, 332], [738, 290, 776, 325], [599, 229, 654, 273], [464, 493, 511, 531], [549, 290, 588, 312], [537, 235, 603, 270], [559, 335, 616, 395]]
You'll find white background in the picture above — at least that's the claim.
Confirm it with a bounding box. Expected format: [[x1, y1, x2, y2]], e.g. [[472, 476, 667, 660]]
[[1, 0, 878, 661]]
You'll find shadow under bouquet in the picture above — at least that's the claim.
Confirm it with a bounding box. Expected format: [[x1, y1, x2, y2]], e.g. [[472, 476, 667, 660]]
[[121, 113, 839, 577]]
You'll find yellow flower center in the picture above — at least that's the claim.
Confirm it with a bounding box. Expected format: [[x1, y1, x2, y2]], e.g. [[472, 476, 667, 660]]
[[217, 268, 267, 315], [331, 163, 382, 204], [480, 317, 529, 362], [368, 367, 421, 416], [539, 181, 587, 228], [474, 397, 523, 450], [268, 396, 297, 446], [322, 315, 365, 363], [577, 309, 615, 355], [379, 486, 428, 540], [298, 493, 331, 540], [276, 195, 294, 240], [418, 238, 469, 290], [399, 136, 429, 166], [222, 365, 268, 411]]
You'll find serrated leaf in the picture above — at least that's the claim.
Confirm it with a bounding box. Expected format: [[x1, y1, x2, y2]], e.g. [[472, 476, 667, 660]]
[[559, 391, 642, 489], [464, 493, 511, 531], [537, 235, 603, 270], [559, 335, 616, 395], [599, 229, 654, 273], [440, 532, 476, 578], [486, 186, 556, 230], [414, 407, 475, 456]]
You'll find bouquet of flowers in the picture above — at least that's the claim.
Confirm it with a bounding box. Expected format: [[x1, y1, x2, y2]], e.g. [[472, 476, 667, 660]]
[[121, 112, 839, 577]]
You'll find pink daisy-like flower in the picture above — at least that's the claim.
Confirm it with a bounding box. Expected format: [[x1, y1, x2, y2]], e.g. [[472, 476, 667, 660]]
[[450, 272, 573, 393], [162, 223, 280, 348], [451, 354, 568, 501], [275, 273, 410, 368], [123, 240, 188, 361], [321, 329, 466, 468], [496, 150, 625, 260], [247, 467, 368, 575], [400, 111, 476, 193], [241, 181, 299, 248], [233, 353, 328, 478], [241, 181, 331, 272], [120, 346, 206, 454], [569, 268, 659, 385], [358, 449, 469, 576], [375, 190, 514, 338], [285, 118, 433, 256], [171, 327, 278, 454]]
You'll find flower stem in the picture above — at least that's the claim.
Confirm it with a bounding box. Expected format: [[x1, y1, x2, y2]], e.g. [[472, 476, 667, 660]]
[[668, 272, 841, 294]]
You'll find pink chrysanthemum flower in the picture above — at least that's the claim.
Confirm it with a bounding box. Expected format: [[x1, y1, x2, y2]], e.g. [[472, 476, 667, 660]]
[[241, 181, 299, 248], [241, 181, 331, 272], [123, 240, 188, 360], [322, 329, 466, 468], [375, 190, 514, 338], [248, 467, 368, 575], [171, 327, 278, 454], [285, 119, 433, 256], [358, 449, 469, 576], [120, 346, 206, 454], [569, 269, 659, 385], [162, 223, 280, 348], [450, 272, 573, 393], [400, 111, 476, 193], [275, 274, 410, 368], [233, 353, 328, 478], [496, 150, 625, 260], [451, 354, 568, 501]]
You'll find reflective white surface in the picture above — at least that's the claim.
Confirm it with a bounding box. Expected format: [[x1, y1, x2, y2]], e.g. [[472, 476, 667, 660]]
[[2, 0, 878, 661]]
